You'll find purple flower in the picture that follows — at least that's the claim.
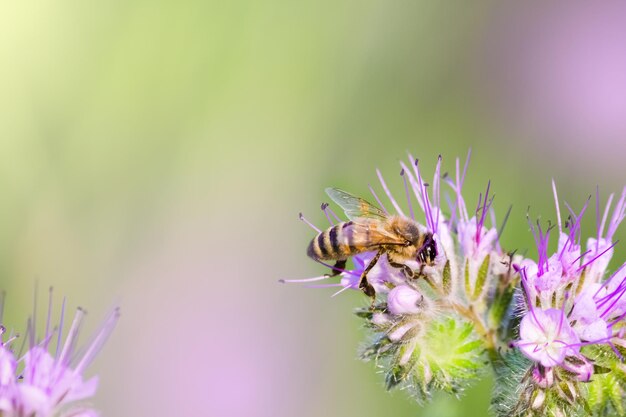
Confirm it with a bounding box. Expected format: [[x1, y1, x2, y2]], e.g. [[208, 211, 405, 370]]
[[515, 183, 626, 382], [0, 292, 119, 417], [518, 308, 580, 367], [287, 152, 524, 405]]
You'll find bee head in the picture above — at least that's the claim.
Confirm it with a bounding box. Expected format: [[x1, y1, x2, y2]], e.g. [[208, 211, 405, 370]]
[[417, 234, 437, 265]]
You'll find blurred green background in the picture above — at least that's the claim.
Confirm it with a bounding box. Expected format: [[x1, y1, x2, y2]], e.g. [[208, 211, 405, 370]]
[[1, 1, 626, 416]]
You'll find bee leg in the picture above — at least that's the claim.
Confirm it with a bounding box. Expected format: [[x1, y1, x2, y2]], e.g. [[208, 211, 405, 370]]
[[325, 259, 347, 277], [389, 262, 415, 280], [359, 250, 382, 299], [417, 263, 426, 278]]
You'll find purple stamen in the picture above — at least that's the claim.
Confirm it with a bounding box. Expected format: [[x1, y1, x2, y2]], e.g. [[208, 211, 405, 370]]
[[608, 341, 624, 361], [564, 197, 590, 247], [448, 156, 469, 224], [321, 203, 334, 226], [521, 268, 545, 333], [594, 261, 626, 298], [0, 291, 5, 324], [528, 218, 551, 276], [368, 184, 390, 215], [433, 155, 442, 230], [558, 201, 587, 261], [563, 337, 612, 348], [401, 169, 415, 220], [489, 209, 501, 252], [3, 333, 18, 346], [460, 149, 471, 195], [303, 283, 343, 289], [279, 275, 333, 284], [331, 285, 353, 298], [596, 186, 601, 252], [57, 308, 85, 367], [44, 287, 53, 349], [55, 297, 66, 360], [299, 213, 321, 233], [475, 182, 493, 246], [422, 184, 437, 233], [608, 309, 626, 328], [599, 193, 615, 243], [496, 205, 512, 247], [17, 318, 30, 360], [313, 258, 356, 276], [326, 206, 342, 223], [414, 159, 436, 232], [606, 188, 626, 241], [445, 192, 459, 228], [598, 282, 626, 319], [32, 283, 37, 348], [577, 240, 618, 272], [73, 308, 120, 375], [552, 180, 562, 234], [511, 340, 540, 348], [570, 249, 591, 268], [376, 168, 405, 216], [402, 158, 426, 210]]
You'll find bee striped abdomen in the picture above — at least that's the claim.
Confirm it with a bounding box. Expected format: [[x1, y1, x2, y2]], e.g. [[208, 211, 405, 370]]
[[307, 221, 356, 260]]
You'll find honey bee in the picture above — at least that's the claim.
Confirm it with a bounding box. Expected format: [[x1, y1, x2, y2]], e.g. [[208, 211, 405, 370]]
[[307, 188, 437, 297]]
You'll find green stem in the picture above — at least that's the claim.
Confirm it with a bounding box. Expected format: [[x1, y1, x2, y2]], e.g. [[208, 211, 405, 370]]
[[447, 301, 502, 366]]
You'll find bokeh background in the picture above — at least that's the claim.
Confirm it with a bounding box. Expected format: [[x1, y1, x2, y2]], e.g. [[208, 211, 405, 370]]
[[1, 1, 626, 416]]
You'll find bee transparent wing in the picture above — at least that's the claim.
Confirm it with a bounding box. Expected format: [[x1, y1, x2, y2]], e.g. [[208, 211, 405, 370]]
[[344, 218, 407, 248], [325, 188, 388, 221]]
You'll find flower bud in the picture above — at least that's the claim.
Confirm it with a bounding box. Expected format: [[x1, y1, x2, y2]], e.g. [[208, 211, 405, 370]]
[[531, 365, 554, 388], [531, 389, 546, 410], [562, 355, 594, 382], [387, 285, 423, 315]]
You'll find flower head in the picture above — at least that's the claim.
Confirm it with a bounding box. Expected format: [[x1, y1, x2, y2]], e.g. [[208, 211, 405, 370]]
[[286, 151, 626, 417], [287, 152, 519, 402], [508, 183, 626, 416], [0, 289, 119, 417], [516, 185, 626, 367]]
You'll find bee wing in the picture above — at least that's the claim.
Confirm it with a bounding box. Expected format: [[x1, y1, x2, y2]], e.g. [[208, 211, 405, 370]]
[[325, 188, 388, 221], [346, 219, 408, 247]]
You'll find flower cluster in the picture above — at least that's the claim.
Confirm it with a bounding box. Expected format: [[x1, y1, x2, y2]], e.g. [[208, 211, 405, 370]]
[[0, 290, 119, 417], [286, 151, 626, 417], [285, 153, 520, 402], [503, 184, 626, 416]]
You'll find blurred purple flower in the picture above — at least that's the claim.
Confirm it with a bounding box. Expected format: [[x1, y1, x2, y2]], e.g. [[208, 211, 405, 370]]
[[0, 292, 119, 417], [488, 1, 626, 151]]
